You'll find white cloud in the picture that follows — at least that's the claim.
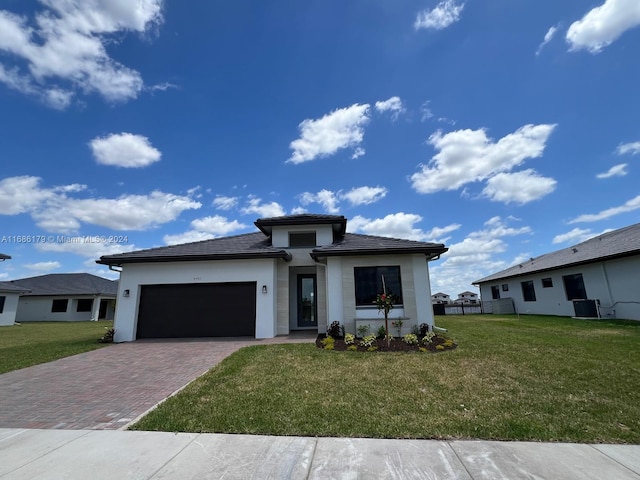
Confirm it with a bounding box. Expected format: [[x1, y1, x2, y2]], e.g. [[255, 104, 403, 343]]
[[213, 196, 239, 210], [410, 124, 557, 197], [374, 96, 405, 121], [569, 194, 640, 223], [414, 0, 465, 31], [299, 190, 340, 214], [24, 261, 61, 272], [536, 25, 558, 55], [596, 163, 628, 179], [241, 197, 286, 218], [36, 239, 136, 259], [445, 217, 531, 264], [0, 176, 57, 214], [428, 217, 532, 295], [348, 212, 460, 242], [420, 101, 434, 122], [617, 141, 640, 155], [190, 216, 247, 235], [163, 230, 215, 246], [38, 191, 201, 232], [90, 133, 161, 168], [341, 186, 388, 206], [163, 215, 247, 246], [0, 176, 201, 233], [297, 186, 387, 214], [481, 169, 557, 204], [552, 228, 605, 245], [287, 103, 370, 164], [0, 1, 163, 107], [566, 0, 640, 53]]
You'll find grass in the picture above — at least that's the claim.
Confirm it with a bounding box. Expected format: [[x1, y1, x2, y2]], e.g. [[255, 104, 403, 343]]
[[131, 314, 640, 443], [0, 320, 113, 374]]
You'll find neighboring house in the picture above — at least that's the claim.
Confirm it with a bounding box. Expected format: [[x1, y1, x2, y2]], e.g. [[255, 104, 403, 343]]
[[431, 292, 451, 304], [473, 223, 640, 320], [97, 214, 448, 342], [9, 273, 117, 322], [455, 291, 479, 304]]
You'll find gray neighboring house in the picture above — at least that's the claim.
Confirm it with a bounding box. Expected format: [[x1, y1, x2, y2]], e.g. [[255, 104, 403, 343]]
[[97, 214, 448, 342], [10, 273, 117, 322], [474, 223, 640, 320]]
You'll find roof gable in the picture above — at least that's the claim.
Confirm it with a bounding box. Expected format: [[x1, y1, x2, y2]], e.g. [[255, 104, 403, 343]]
[[474, 222, 640, 284]]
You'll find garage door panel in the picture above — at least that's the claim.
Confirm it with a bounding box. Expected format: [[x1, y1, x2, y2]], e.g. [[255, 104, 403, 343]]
[[136, 282, 256, 339]]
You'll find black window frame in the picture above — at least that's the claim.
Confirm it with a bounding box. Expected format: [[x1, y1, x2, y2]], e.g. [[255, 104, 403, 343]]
[[491, 285, 500, 299], [288, 231, 317, 248], [501, 284, 509, 292], [354, 266, 403, 308], [0, 295, 5, 314], [76, 299, 94, 313], [541, 277, 553, 288], [563, 273, 587, 300], [521, 280, 537, 302], [51, 299, 68, 313]]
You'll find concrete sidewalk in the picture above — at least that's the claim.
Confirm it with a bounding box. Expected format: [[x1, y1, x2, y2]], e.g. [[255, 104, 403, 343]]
[[1, 429, 639, 479]]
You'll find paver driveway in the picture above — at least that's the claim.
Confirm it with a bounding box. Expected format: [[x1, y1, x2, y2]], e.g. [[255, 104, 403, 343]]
[[0, 334, 315, 430]]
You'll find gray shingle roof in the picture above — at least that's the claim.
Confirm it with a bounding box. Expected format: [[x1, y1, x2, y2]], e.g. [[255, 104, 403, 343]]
[[311, 233, 447, 259], [97, 232, 292, 266], [474, 222, 640, 284], [255, 214, 347, 236], [9, 273, 117, 296], [0, 282, 30, 294]]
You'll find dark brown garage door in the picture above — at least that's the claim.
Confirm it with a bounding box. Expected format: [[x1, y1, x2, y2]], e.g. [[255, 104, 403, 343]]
[[136, 282, 256, 339]]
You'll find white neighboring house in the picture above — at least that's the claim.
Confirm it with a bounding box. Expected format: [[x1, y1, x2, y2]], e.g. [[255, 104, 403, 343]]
[[474, 223, 640, 320], [455, 291, 479, 304], [9, 273, 117, 322], [431, 292, 451, 304], [97, 214, 448, 342]]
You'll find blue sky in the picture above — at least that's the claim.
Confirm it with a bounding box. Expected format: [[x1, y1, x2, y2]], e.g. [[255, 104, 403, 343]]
[[1, 0, 639, 297]]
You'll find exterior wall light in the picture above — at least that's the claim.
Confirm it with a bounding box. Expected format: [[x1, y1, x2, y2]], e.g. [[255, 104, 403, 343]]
[[262, 285, 268, 294], [123, 289, 130, 297]]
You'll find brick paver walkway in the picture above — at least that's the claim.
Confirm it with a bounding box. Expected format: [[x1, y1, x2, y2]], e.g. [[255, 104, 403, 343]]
[[0, 333, 315, 430]]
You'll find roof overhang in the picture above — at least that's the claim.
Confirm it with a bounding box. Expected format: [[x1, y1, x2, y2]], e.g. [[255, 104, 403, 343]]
[[255, 215, 347, 237], [96, 250, 293, 267], [310, 246, 448, 261]]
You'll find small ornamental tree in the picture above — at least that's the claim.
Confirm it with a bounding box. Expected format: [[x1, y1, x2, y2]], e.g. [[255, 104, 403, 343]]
[[374, 275, 397, 347]]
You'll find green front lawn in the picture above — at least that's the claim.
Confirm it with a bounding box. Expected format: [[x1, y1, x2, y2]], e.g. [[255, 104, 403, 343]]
[[0, 321, 113, 374], [131, 315, 640, 443]]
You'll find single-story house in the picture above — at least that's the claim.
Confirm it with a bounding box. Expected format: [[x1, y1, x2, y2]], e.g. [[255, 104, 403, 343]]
[[97, 214, 448, 342], [474, 222, 640, 320], [9, 273, 117, 322], [0, 282, 31, 326]]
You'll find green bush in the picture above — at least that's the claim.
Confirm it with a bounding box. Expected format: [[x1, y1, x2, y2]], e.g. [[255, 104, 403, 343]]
[[344, 333, 355, 345], [347, 345, 358, 351], [320, 336, 335, 349], [402, 333, 419, 345], [359, 334, 377, 348], [376, 326, 386, 339]]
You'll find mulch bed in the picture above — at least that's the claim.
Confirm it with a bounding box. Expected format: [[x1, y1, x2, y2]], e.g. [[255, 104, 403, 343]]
[[316, 334, 457, 353]]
